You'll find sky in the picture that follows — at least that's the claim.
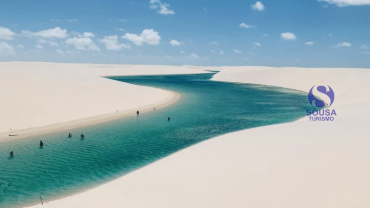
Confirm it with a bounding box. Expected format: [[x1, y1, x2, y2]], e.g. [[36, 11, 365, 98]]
[[0, 0, 369, 67]]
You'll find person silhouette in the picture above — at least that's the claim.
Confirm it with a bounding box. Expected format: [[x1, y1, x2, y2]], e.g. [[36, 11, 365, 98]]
[[40, 140, 44, 147], [137, 110, 140, 117], [168, 116, 170, 121], [10, 151, 14, 156]]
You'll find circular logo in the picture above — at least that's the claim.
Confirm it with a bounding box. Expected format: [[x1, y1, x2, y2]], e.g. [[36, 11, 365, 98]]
[[308, 85, 335, 108]]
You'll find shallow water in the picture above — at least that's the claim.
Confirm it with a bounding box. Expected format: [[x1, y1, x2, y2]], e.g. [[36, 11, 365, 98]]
[[0, 73, 312, 207]]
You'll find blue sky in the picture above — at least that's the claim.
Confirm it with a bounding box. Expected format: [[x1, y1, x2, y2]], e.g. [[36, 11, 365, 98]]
[[0, 0, 369, 67]]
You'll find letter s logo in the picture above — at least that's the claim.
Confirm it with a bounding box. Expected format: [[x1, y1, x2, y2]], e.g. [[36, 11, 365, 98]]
[[308, 85, 335, 107]]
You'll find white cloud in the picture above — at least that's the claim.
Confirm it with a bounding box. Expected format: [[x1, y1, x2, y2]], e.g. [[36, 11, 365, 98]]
[[22, 27, 68, 39], [66, 50, 76, 55], [16, 44, 24, 49], [35, 44, 44, 49], [71, 31, 95, 38], [361, 51, 370, 55], [281, 32, 296, 40], [38, 39, 59, 47], [254, 42, 261, 47], [122, 29, 161, 46], [333, 42, 351, 48], [360, 44, 368, 49], [170, 39, 182, 46], [67, 19, 77, 22], [56, 49, 64, 55], [0, 42, 15, 55], [0, 27, 15, 40], [65, 37, 100, 51], [239, 23, 255, 28], [219, 51, 224, 55], [180, 50, 185, 54], [99, 35, 130, 50], [305, 41, 314, 45], [318, 0, 370, 7], [70, 31, 95, 38], [49, 41, 59, 46], [234, 49, 242, 54], [209, 42, 218, 45], [150, 0, 175, 15], [190, 53, 198, 58], [251, 1, 265, 11], [118, 28, 125, 31], [70, 31, 79, 37], [117, 19, 128, 23], [80, 32, 95, 38]]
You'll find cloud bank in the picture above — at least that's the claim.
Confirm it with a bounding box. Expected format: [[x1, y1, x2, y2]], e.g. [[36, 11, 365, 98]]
[[318, 0, 370, 7]]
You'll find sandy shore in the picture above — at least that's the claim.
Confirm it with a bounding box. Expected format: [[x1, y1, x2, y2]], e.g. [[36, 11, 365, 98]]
[[0, 62, 205, 142], [25, 66, 370, 208]]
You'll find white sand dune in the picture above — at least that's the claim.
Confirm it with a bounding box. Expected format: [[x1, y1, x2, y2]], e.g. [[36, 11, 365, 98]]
[[0, 62, 206, 141], [26, 66, 370, 208]]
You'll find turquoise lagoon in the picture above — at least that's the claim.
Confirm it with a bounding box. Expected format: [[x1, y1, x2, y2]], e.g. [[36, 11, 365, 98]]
[[0, 73, 311, 207]]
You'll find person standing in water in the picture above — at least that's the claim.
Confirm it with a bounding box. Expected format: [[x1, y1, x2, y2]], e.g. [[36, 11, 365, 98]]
[[40, 140, 44, 147], [10, 151, 14, 156], [68, 133, 72, 138], [137, 110, 140, 117], [80, 133, 85, 139], [168, 116, 170, 121]]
